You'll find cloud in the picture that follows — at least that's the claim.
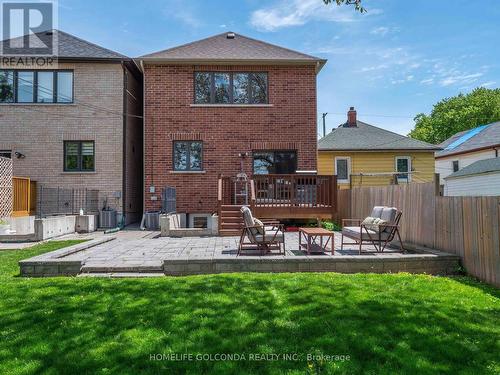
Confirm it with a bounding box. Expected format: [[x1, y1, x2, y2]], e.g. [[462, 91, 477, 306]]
[[250, 0, 380, 32], [439, 72, 483, 87], [370, 26, 389, 36], [479, 81, 497, 88], [162, 0, 201, 27], [420, 78, 434, 85]]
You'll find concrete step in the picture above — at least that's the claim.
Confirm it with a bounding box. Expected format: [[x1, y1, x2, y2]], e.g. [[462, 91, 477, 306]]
[[81, 264, 163, 273], [78, 272, 165, 278]]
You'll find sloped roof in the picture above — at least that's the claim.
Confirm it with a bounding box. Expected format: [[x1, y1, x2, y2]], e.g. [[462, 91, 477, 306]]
[[139, 32, 326, 71], [318, 120, 441, 151], [436, 121, 500, 158], [0, 29, 127, 60], [445, 157, 500, 179]]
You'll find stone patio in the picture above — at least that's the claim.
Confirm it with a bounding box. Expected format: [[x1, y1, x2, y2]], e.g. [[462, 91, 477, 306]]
[[18, 229, 461, 277]]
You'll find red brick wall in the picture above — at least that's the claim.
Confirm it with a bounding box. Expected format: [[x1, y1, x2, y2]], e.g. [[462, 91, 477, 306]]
[[144, 64, 318, 213]]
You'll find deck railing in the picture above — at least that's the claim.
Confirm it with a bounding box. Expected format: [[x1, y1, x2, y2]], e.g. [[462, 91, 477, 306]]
[[252, 174, 337, 208], [218, 174, 337, 218]]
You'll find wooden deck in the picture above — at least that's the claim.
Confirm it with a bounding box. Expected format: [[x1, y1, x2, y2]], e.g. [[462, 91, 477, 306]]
[[218, 174, 338, 235]]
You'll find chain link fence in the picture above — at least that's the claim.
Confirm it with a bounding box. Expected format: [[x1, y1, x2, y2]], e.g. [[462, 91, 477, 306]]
[[36, 185, 99, 218]]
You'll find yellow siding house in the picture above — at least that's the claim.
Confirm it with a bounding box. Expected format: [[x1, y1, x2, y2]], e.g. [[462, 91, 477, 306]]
[[318, 108, 440, 189]]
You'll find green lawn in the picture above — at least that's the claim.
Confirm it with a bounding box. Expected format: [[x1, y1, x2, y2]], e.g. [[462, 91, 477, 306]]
[[0, 242, 498, 374]]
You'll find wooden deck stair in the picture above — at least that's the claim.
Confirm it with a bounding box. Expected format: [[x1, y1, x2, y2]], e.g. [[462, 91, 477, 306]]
[[219, 204, 243, 236]]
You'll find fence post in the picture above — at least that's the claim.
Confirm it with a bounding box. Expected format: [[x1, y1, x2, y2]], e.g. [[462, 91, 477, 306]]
[[38, 185, 42, 218], [434, 173, 441, 196]]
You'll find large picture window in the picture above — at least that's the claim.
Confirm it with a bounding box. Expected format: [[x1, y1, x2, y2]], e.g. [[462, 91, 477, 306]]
[[0, 70, 73, 103], [173, 141, 203, 171], [64, 141, 95, 172], [253, 151, 297, 174], [194, 72, 268, 104]]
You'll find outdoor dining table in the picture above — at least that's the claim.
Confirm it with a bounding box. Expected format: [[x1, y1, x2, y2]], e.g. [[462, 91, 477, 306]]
[[298, 227, 334, 255]]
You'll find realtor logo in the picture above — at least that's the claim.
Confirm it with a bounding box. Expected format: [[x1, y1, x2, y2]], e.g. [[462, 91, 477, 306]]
[[1, 1, 58, 60]]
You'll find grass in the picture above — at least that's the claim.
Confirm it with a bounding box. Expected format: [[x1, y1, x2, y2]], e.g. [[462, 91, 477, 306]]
[[0, 242, 499, 374]]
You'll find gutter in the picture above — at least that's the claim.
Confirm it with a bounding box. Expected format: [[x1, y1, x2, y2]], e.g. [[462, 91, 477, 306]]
[[435, 144, 500, 159], [138, 58, 327, 73]]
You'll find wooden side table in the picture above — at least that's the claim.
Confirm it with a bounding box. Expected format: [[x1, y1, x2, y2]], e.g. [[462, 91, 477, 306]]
[[299, 227, 334, 255]]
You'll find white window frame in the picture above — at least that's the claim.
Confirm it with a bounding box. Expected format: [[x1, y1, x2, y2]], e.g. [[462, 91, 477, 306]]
[[395, 156, 412, 183], [335, 156, 351, 184]]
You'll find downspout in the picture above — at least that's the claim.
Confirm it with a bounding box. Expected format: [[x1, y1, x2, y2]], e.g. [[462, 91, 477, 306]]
[[120, 61, 128, 229], [140, 59, 147, 230]]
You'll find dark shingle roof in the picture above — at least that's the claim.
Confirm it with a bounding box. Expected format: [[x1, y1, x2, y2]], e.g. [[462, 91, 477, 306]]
[[436, 121, 500, 158], [0, 29, 127, 60], [445, 157, 500, 179], [140, 32, 326, 70], [318, 120, 441, 151]]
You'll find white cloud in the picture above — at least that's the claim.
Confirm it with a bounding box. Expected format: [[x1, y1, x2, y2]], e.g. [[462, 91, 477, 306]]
[[439, 72, 483, 87], [370, 26, 389, 36], [162, 0, 201, 27], [479, 81, 497, 88], [250, 0, 380, 32], [420, 78, 434, 85]]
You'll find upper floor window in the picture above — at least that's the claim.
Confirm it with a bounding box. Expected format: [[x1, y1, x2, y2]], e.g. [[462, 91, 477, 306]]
[[194, 72, 268, 105], [64, 141, 95, 172], [0, 70, 73, 104], [173, 141, 203, 171], [452, 160, 459, 172]]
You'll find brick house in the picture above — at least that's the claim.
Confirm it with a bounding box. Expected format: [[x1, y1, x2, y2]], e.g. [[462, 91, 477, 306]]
[[137, 32, 327, 231], [0, 30, 143, 224]]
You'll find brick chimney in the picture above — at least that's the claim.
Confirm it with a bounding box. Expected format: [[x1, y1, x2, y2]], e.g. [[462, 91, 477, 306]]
[[347, 107, 357, 127]]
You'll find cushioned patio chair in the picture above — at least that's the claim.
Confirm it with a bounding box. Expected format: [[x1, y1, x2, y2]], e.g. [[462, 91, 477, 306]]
[[341, 206, 404, 254], [239, 206, 285, 255]]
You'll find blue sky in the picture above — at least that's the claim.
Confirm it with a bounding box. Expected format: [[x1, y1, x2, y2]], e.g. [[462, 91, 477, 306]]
[[57, 0, 499, 137]]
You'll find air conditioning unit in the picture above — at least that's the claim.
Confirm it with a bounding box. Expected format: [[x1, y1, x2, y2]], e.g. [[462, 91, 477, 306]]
[[100, 209, 117, 229], [144, 211, 160, 230]]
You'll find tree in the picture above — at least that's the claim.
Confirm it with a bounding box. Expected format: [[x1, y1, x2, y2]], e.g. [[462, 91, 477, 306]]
[[323, 0, 366, 13], [408, 87, 500, 144]]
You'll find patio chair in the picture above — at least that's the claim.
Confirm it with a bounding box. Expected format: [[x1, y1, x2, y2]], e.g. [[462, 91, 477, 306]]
[[341, 206, 404, 254], [239, 206, 285, 255]]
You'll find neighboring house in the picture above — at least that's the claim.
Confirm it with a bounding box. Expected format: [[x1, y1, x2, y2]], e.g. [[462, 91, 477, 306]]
[[318, 107, 440, 188], [0, 30, 143, 224], [137, 32, 326, 229], [435, 121, 500, 186], [444, 157, 500, 196]]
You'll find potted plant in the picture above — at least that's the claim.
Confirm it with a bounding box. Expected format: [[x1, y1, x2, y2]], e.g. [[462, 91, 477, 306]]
[[0, 219, 10, 235]]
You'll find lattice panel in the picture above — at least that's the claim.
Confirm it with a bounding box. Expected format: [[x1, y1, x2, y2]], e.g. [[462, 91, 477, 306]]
[[0, 156, 13, 219]]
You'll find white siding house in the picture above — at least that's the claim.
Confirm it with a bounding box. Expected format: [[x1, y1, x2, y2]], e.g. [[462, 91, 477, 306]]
[[435, 121, 500, 188], [436, 149, 496, 184], [444, 157, 500, 196]]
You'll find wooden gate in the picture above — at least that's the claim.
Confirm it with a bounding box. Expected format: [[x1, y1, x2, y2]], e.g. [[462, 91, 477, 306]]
[[12, 177, 30, 217]]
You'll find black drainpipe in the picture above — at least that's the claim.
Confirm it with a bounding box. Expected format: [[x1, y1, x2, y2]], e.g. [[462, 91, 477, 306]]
[[121, 62, 128, 227]]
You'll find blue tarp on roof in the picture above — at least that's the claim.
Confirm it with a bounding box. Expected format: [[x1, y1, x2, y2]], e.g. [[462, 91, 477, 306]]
[[444, 124, 490, 151]]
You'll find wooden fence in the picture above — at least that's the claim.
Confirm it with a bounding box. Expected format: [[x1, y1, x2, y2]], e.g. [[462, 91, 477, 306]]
[[337, 182, 500, 287]]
